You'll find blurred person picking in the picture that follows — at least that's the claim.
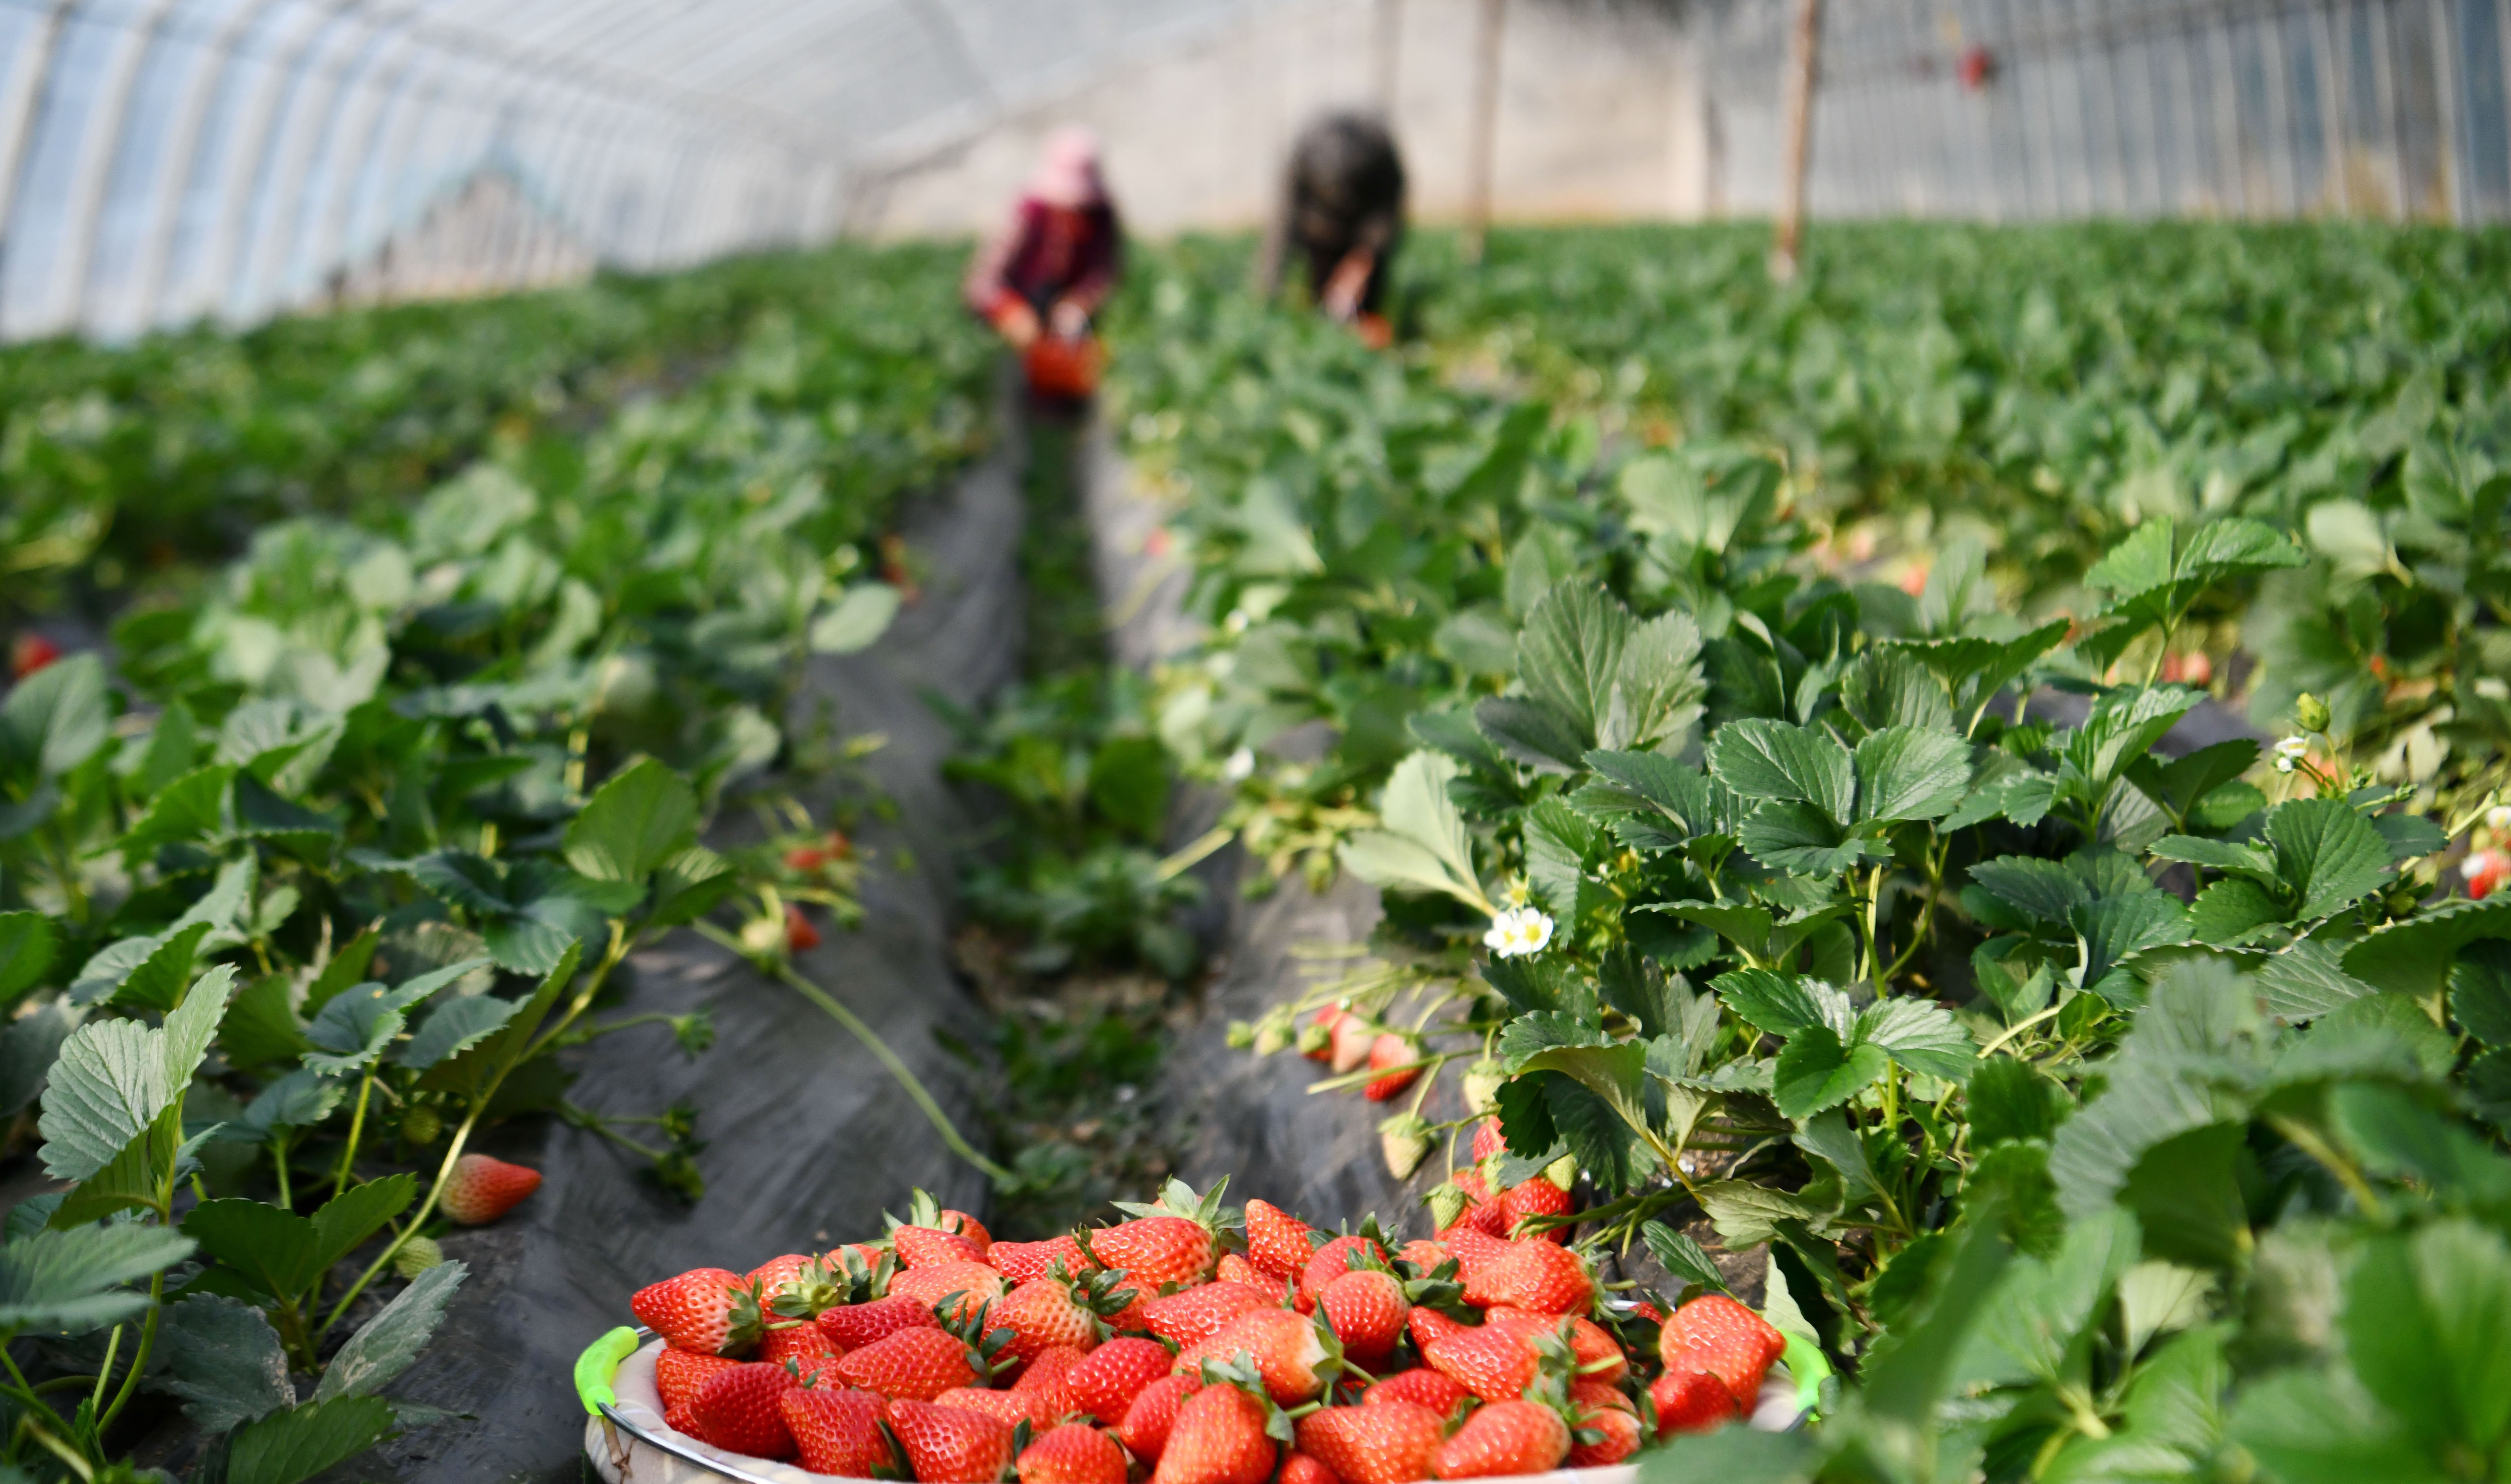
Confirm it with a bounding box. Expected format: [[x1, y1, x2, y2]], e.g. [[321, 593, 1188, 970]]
[[1259, 111, 1406, 348], [965, 125, 1122, 401]]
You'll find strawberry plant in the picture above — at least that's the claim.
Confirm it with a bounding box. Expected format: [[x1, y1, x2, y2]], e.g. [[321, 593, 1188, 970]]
[[0, 241, 1002, 1484], [1098, 228, 2511, 1483]]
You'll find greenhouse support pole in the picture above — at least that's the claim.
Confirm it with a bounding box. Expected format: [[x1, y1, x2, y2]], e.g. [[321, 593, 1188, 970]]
[[1463, 0, 1504, 263], [1376, 0, 1403, 113], [1772, 0, 1821, 280]]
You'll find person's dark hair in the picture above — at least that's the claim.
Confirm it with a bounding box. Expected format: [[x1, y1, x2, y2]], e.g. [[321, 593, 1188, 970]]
[[1290, 111, 1405, 216]]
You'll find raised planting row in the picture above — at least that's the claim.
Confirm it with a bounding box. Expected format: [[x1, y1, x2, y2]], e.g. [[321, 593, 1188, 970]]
[[1089, 227, 2511, 1481], [1420, 222, 2511, 816], [0, 243, 981, 627], [590, 1179, 1793, 1481], [0, 244, 997, 1483]]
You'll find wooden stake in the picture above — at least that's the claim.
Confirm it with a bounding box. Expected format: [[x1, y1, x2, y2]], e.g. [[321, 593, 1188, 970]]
[[1465, 0, 1505, 263], [1771, 0, 1823, 281]]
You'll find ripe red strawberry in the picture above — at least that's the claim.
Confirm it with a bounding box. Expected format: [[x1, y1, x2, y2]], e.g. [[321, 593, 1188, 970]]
[[1216, 1253, 1269, 1290], [1436, 1229, 1510, 1279], [1659, 1293, 1785, 1405], [1397, 1240, 1452, 1274], [1470, 1118, 1506, 1164], [818, 1293, 937, 1349], [1088, 1216, 1215, 1291], [1461, 1241, 1591, 1315], [837, 1324, 981, 1402], [935, 1386, 1040, 1427], [1406, 1308, 1469, 1352], [1317, 1269, 1409, 1369], [1154, 1382, 1279, 1484], [788, 1353, 847, 1388], [1020, 1420, 1130, 1484], [1496, 1179, 1571, 1242], [1068, 1336, 1178, 1425], [991, 1236, 1086, 1284], [1174, 1307, 1335, 1404], [785, 845, 828, 872], [1650, 1366, 1739, 1435], [1105, 1294, 1152, 1334], [1145, 1282, 1269, 1349], [655, 1347, 741, 1409], [941, 1209, 994, 1252], [780, 1386, 900, 1477], [633, 1269, 766, 1356], [758, 1322, 836, 1366], [1438, 1201, 1508, 1252], [899, 1225, 988, 1268], [664, 1400, 701, 1437], [689, 1362, 800, 1459], [9, 635, 60, 680], [785, 904, 822, 952], [1299, 1236, 1387, 1308], [1305, 1006, 1346, 1062], [1282, 1450, 1342, 1484], [1297, 1400, 1445, 1484], [997, 1272, 1110, 1365], [891, 1260, 1008, 1324], [1365, 1368, 1470, 1416], [1120, 1372, 1203, 1462], [1480, 1308, 1624, 1383], [1013, 1342, 1087, 1419], [1568, 1381, 1641, 1467], [1245, 1200, 1319, 1282], [1362, 1034, 1420, 1101], [1422, 1326, 1539, 1402], [891, 1398, 1020, 1483], [1430, 1398, 1568, 1478], [746, 1253, 815, 1298], [441, 1153, 540, 1225]]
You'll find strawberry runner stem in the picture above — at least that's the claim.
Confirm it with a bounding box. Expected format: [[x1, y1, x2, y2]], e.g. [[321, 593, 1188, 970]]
[[693, 920, 1014, 1184], [324, 923, 635, 1336]]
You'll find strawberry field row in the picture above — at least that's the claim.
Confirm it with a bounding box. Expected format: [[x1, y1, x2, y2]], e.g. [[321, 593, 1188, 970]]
[[1078, 226, 2511, 1479], [0, 244, 996, 1482]]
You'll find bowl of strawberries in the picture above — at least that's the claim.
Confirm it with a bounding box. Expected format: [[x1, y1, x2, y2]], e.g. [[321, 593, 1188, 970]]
[[577, 1182, 1821, 1483]]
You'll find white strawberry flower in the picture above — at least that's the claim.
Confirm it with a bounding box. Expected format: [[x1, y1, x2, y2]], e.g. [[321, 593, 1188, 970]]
[[1484, 905, 1555, 959], [2487, 804, 2511, 835], [2274, 735, 2310, 773]]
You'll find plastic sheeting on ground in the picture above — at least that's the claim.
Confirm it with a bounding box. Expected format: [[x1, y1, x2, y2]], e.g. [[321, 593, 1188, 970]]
[[359, 413, 1031, 1483]]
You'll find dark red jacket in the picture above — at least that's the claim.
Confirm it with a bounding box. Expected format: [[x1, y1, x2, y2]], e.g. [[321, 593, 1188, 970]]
[[964, 197, 1122, 321]]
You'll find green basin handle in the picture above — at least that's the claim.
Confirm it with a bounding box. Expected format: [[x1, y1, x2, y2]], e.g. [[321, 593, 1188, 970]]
[[576, 1326, 642, 1416], [1781, 1331, 1832, 1418]]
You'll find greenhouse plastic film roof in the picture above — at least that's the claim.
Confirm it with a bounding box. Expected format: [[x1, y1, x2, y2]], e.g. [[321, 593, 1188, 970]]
[[0, 0, 1275, 340]]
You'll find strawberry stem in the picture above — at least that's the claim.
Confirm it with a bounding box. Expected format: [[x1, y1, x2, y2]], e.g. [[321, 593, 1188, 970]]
[[698, 920, 1014, 1184]]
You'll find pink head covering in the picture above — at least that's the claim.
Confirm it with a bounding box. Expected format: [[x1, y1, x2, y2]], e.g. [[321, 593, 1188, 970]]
[[1028, 125, 1105, 209]]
